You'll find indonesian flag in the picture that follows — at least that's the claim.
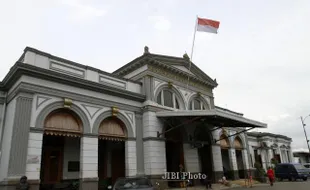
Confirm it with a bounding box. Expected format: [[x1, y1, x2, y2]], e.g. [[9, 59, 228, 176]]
[[197, 17, 220, 34]]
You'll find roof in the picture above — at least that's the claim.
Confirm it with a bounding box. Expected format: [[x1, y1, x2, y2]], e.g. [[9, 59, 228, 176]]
[[112, 47, 218, 88], [215, 106, 244, 116], [247, 132, 292, 141], [293, 151, 310, 156], [156, 109, 267, 128]]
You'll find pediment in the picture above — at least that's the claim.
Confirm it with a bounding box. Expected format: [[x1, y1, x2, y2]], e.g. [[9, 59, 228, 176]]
[[112, 50, 218, 88], [171, 65, 195, 75]]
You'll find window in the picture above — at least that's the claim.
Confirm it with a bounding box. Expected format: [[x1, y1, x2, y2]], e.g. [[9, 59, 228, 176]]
[[156, 89, 180, 109], [190, 98, 206, 110]]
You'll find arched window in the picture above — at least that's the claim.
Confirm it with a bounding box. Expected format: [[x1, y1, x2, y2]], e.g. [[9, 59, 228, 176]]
[[156, 89, 180, 109], [190, 98, 206, 110]]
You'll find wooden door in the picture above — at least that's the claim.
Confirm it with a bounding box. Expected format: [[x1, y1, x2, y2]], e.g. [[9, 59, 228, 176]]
[[42, 147, 63, 184], [111, 143, 125, 184]]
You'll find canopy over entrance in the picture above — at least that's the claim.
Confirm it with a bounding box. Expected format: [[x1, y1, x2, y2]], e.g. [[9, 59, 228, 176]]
[[156, 108, 267, 143], [156, 109, 267, 128]]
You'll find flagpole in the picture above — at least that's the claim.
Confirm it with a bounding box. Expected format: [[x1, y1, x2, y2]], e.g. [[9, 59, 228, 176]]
[[186, 15, 198, 90], [190, 15, 198, 63]]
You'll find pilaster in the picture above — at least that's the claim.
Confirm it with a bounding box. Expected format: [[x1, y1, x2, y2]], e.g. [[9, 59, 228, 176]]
[[142, 111, 166, 175], [125, 140, 137, 176], [80, 136, 98, 190], [135, 114, 144, 175], [183, 143, 199, 172], [8, 93, 33, 178], [25, 132, 43, 180]]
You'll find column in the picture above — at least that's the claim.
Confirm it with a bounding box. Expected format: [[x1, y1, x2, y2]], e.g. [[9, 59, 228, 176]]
[[212, 145, 224, 181], [242, 149, 250, 170], [143, 111, 166, 176], [289, 149, 294, 163], [262, 150, 268, 171], [144, 140, 166, 175], [25, 131, 43, 181], [286, 150, 289, 162], [268, 149, 273, 167], [80, 136, 98, 190], [125, 140, 137, 176], [183, 143, 200, 173], [228, 148, 238, 180]]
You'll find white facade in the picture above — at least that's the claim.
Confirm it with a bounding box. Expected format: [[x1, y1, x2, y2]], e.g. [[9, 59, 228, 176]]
[[0, 46, 277, 190], [247, 132, 293, 171]]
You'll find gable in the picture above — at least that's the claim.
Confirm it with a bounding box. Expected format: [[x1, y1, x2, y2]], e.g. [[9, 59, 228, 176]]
[[112, 47, 218, 88], [171, 65, 195, 75]]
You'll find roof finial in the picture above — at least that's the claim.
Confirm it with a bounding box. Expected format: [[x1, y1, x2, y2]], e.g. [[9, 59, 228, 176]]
[[183, 52, 190, 61], [144, 46, 149, 54]]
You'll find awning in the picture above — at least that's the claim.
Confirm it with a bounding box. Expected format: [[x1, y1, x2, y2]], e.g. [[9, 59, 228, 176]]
[[156, 109, 267, 128]]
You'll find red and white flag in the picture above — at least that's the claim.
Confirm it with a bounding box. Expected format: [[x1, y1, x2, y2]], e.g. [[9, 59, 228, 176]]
[[196, 17, 220, 34]]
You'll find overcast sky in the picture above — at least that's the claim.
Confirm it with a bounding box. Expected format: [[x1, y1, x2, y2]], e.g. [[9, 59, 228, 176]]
[[1, 0, 310, 151]]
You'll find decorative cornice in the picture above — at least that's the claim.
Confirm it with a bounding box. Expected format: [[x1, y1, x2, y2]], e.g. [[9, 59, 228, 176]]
[[143, 137, 166, 141], [142, 104, 173, 113], [148, 62, 216, 89], [113, 54, 217, 89], [1, 62, 145, 102], [21, 46, 141, 84], [7, 82, 143, 113]]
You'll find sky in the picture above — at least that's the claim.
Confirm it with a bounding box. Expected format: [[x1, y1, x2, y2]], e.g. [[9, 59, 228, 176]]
[[0, 0, 310, 151]]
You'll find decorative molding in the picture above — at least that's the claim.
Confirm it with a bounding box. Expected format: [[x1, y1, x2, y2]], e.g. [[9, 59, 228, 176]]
[[35, 101, 91, 134], [50, 61, 85, 78], [7, 82, 143, 113], [148, 64, 213, 91], [99, 75, 126, 89], [64, 98, 73, 108], [125, 112, 134, 124], [36, 95, 51, 109], [4, 63, 145, 104], [167, 81, 173, 88], [143, 137, 166, 141], [153, 79, 164, 90], [177, 87, 194, 101], [81, 104, 103, 119], [92, 110, 134, 137], [111, 106, 119, 116]]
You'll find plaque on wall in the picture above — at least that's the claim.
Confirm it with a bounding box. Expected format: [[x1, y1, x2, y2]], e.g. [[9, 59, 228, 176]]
[[27, 156, 40, 164]]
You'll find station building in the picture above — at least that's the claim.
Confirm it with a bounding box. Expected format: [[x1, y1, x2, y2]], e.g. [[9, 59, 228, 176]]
[[0, 46, 271, 189]]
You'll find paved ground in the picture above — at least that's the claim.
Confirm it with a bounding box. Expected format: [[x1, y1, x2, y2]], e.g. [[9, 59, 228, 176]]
[[164, 180, 310, 190], [230, 180, 310, 190]]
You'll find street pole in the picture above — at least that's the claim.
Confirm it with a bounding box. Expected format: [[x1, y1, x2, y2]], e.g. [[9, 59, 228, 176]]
[[300, 116, 310, 153]]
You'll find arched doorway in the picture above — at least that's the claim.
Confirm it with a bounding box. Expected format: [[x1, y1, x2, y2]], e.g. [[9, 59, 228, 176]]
[[40, 108, 82, 187], [195, 124, 213, 182], [98, 117, 126, 189], [164, 120, 185, 188], [220, 134, 231, 179], [234, 136, 244, 178]]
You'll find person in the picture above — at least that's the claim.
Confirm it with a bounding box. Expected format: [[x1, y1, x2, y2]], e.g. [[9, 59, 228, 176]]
[[267, 167, 275, 186], [204, 175, 212, 189], [16, 176, 30, 190], [179, 164, 186, 188]]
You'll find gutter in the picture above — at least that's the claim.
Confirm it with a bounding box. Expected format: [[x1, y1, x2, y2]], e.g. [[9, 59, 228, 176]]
[[0, 92, 8, 163]]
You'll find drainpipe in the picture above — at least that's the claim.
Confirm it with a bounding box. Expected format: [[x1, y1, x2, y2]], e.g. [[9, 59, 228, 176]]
[[0, 92, 8, 162]]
